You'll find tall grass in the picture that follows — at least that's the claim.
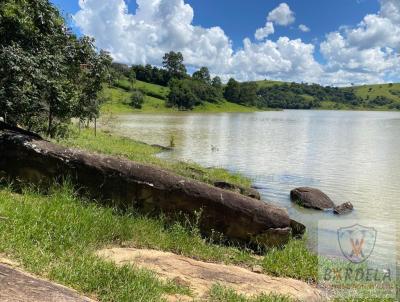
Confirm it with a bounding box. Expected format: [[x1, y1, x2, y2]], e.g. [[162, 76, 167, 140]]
[[0, 183, 316, 301]]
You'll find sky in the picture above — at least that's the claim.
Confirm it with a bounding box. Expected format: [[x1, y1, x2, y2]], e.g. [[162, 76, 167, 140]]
[[51, 0, 400, 86]]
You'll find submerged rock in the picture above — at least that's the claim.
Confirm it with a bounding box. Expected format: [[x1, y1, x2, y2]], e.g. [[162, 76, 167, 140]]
[[290, 187, 335, 210], [333, 202, 354, 215], [0, 122, 304, 248], [291, 187, 354, 215]]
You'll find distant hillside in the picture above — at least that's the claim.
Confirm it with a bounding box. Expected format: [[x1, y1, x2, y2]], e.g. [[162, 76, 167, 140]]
[[253, 80, 400, 110], [352, 83, 400, 103], [253, 80, 286, 88], [100, 79, 257, 114]]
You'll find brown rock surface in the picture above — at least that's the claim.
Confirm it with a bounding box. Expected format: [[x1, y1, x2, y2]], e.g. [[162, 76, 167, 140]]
[[290, 187, 335, 210], [0, 123, 304, 247], [97, 247, 325, 301], [0, 263, 94, 302]]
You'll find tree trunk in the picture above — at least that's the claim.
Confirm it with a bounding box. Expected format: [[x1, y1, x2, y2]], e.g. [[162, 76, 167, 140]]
[[47, 107, 53, 138]]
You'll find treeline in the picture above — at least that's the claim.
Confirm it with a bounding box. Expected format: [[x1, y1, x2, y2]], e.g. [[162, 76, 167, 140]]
[[111, 52, 368, 110], [110, 52, 224, 109], [0, 0, 111, 137]]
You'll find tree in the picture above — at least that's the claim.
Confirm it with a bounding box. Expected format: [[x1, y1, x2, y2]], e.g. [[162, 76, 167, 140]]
[[224, 78, 241, 103], [212, 76, 222, 90], [162, 51, 187, 80], [167, 79, 198, 110], [239, 82, 258, 106], [192, 67, 211, 85], [0, 0, 110, 137], [128, 68, 136, 89]]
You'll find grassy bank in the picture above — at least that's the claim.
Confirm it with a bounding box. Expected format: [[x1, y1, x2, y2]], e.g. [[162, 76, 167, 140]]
[[100, 80, 259, 114], [0, 182, 318, 301], [58, 128, 251, 188]]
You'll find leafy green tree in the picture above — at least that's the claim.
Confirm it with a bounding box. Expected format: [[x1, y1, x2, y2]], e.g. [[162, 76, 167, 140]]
[[212, 76, 222, 89], [162, 51, 187, 80], [0, 0, 110, 137], [167, 79, 199, 110], [239, 82, 258, 106], [224, 78, 241, 103], [128, 68, 136, 89], [192, 67, 211, 85]]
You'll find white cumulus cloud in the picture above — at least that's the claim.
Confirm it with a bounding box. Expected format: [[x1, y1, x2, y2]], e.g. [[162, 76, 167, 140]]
[[319, 0, 400, 85], [255, 22, 274, 41], [267, 3, 295, 26], [73, 0, 400, 86], [299, 24, 310, 32]]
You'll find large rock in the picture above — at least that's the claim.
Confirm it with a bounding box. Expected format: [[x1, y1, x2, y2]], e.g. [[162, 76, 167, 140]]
[[290, 187, 335, 210], [97, 247, 324, 301], [0, 122, 304, 248]]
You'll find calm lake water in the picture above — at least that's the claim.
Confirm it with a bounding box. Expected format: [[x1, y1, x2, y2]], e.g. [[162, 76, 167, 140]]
[[106, 110, 399, 265]]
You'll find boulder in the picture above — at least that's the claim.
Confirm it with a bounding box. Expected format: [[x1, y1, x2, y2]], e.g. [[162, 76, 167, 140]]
[[0, 122, 304, 248], [290, 187, 335, 210], [214, 181, 261, 200], [333, 202, 354, 215]]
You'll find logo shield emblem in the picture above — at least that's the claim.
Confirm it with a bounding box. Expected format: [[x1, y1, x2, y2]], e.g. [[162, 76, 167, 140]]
[[337, 224, 377, 264]]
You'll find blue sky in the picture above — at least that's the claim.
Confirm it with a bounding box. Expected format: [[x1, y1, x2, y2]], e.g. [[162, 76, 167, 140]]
[[51, 0, 399, 85]]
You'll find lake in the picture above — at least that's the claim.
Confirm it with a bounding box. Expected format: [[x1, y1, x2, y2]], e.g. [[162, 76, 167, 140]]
[[106, 110, 399, 265]]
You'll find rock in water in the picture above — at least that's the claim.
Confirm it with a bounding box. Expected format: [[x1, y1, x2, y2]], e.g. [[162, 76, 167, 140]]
[[0, 122, 305, 248], [333, 202, 354, 215], [290, 187, 335, 210]]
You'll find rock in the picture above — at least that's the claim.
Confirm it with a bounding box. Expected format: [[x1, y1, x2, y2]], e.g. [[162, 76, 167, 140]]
[[333, 202, 354, 215], [0, 263, 94, 302], [290, 187, 335, 210], [97, 247, 324, 301], [251, 265, 263, 273], [0, 122, 304, 248], [290, 219, 306, 238], [214, 181, 261, 200]]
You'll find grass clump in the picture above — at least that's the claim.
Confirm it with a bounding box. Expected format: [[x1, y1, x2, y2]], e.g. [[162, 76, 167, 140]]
[[57, 128, 251, 188], [0, 184, 185, 301], [209, 285, 291, 302], [0, 183, 317, 301]]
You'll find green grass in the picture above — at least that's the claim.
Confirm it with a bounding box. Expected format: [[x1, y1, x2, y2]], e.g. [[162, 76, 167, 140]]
[[352, 83, 400, 102], [253, 80, 285, 88], [0, 183, 314, 301], [0, 184, 185, 302], [58, 128, 251, 188], [209, 285, 291, 302], [100, 79, 258, 114]]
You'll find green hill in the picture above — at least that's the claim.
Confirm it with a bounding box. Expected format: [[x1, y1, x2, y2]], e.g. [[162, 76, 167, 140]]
[[352, 83, 400, 103], [100, 79, 257, 114], [253, 79, 286, 88], [254, 79, 400, 110]]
